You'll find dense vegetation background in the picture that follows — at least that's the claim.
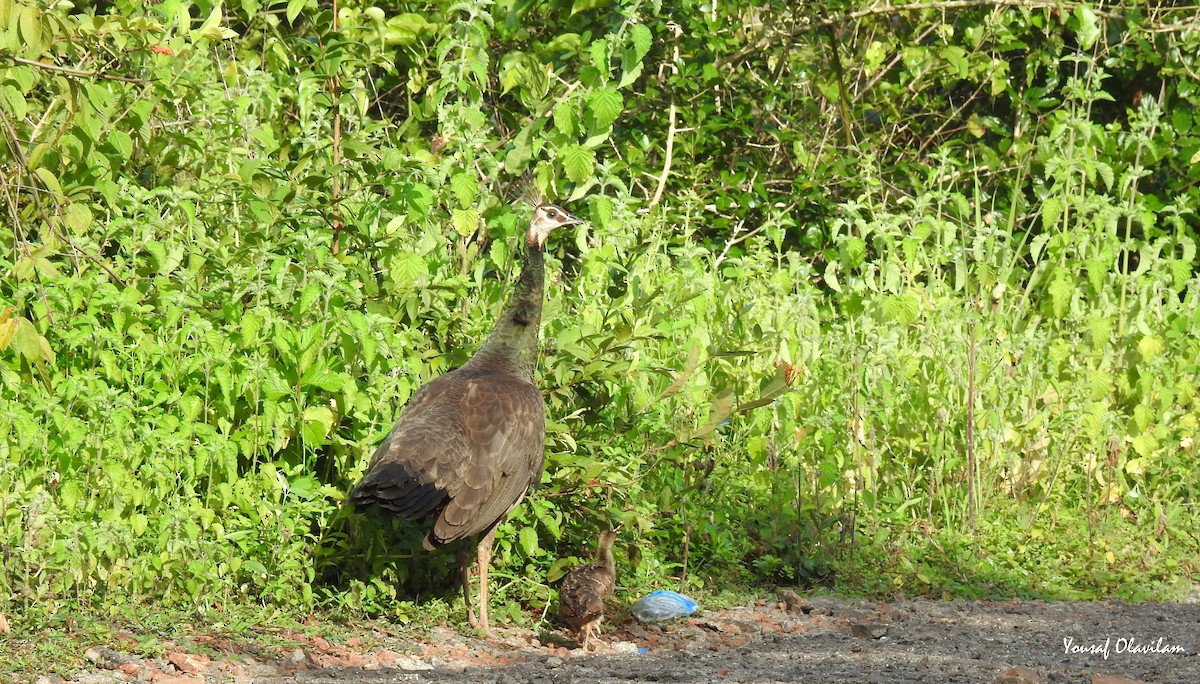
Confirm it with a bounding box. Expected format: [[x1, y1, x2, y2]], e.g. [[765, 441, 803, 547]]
[[2, 0, 1199, 646]]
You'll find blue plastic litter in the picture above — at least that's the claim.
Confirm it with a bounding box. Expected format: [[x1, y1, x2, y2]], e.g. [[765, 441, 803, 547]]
[[631, 590, 698, 622]]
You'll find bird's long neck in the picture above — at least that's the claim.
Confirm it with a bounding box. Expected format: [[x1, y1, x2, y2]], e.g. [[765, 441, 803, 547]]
[[470, 232, 544, 379], [596, 538, 615, 575]]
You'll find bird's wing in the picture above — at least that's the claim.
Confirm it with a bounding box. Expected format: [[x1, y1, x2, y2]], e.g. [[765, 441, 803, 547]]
[[431, 374, 546, 544], [349, 372, 469, 520], [559, 565, 606, 626]]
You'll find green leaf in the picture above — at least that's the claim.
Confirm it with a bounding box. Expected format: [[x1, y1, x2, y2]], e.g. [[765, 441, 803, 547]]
[[11, 318, 54, 365], [1137, 335, 1163, 361], [0, 85, 27, 120], [301, 405, 335, 446], [18, 5, 43, 55], [452, 207, 480, 236], [559, 144, 595, 184], [553, 103, 577, 137], [449, 172, 478, 208], [1073, 5, 1100, 50], [941, 46, 968, 78], [1048, 271, 1074, 317], [108, 129, 134, 161], [630, 24, 652, 63], [585, 87, 622, 129], [518, 526, 539, 557], [286, 0, 308, 25], [388, 253, 429, 287], [589, 40, 609, 76], [1041, 197, 1063, 231], [63, 203, 92, 235], [59, 481, 84, 512], [823, 262, 842, 293]]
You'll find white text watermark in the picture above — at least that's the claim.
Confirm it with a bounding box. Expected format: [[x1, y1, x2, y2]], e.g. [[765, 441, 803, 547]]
[[1063, 636, 1188, 660]]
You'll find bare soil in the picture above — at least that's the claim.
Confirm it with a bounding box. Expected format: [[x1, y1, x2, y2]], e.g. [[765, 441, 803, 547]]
[[41, 594, 1200, 684]]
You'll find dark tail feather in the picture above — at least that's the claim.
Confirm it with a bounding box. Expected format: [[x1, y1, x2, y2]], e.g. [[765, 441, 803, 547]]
[[351, 463, 447, 522]]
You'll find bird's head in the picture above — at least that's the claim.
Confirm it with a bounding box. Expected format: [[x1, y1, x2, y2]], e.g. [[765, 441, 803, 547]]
[[527, 203, 582, 248]]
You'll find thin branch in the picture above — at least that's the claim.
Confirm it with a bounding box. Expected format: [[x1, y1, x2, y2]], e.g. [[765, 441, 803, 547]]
[[650, 22, 685, 208], [330, 0, 345, 255], [0, 55, 148, 84], [649, 100, 677, 207]]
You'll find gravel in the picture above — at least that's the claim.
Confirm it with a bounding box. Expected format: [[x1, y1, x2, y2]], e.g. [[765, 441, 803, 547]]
[[50, 595, 1200, 684]]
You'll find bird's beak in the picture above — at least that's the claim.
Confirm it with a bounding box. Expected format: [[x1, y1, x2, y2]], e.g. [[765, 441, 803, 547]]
[[563, 211, 584, 226]]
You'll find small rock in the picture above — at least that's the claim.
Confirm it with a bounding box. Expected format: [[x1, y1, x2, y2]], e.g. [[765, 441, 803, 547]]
[[86, 646, 139, 669], [610, 641, 639, 654], [34, 677, 65, 684], [849, 620, 889, 639], [777, 589, 811, 615], [994, 666, 1042, 684], [70, 674, 123, 684], [166, 651, 210, 676], [1091, 676, 1149, 684], [0, 612, 9, 634], [545, 656, 564, 668], [148, 676, 203, 684]]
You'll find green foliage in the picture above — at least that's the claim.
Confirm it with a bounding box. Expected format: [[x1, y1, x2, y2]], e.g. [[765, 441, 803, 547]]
[[1, 0, 1199, 651]]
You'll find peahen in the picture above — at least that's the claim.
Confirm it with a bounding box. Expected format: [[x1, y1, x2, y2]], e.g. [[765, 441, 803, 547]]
[[558, 529, 618, 650], [350, 203, 582, 632]]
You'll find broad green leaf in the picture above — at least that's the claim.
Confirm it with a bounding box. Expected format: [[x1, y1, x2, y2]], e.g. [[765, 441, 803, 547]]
[[585, 87, 622, 129], [589, 40, 609, 75], [63, 203, 92, 235], [384, 13, 428, 46], [0, 85, 27, 119], [286, 0, 307, 25], [59, 481, 84, 512], [1040, 197, 1063, 231], [518, 526, 539, 557], [33, 167, 62, 196], [630, 24, 652, 63], [12, 318, 54, 365], [18, 5, 42, 55], [452, 207, 480, 236], [1048, 272, 1073, 317], [301, 405, 335, 446], [1073, 5, 1100, 50], [823, 262, 842, 292], [553, 103, 577, 136], [559, 143, 595, 184], [841, 237, 866, 267], [449, 172, 478, 208]]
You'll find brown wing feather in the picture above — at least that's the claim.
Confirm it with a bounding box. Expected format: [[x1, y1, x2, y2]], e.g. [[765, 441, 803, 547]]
[[432, 373, 544, 544], [559, 564, 615, 631], [350, 365, 545, 548]]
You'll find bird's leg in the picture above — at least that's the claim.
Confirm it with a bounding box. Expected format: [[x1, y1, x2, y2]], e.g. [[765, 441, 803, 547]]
[[475, 528, 497, 634], [458, 544, 478, 629]]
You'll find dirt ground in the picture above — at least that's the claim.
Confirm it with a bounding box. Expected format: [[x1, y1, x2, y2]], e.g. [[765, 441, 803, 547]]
[[38, 593, 1200, 684]]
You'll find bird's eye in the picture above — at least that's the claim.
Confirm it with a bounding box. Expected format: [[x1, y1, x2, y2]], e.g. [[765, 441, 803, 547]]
[[547, 209, 558, 218]]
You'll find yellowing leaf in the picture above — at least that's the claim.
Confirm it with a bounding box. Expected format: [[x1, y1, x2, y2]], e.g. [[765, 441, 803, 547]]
[[1137, 335, 1163, 361], [451, 207, 479, 236], [63, 203, 92, 235], [0, 318, 17, 350]]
